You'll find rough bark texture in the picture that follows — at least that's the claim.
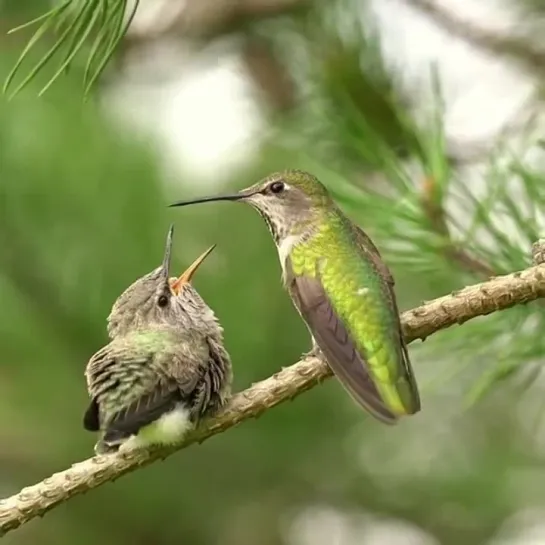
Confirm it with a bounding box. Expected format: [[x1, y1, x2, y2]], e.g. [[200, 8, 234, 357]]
[[1, 263, 545, 536]]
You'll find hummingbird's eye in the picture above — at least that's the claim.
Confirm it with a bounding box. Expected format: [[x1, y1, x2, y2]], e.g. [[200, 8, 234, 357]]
[[269, 181, 285, 194], [157, 294, 169, 307]]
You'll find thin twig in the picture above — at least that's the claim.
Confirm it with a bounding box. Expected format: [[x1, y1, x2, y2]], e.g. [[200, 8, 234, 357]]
[[402, 0, 545, 73], [1, 263, 545, 536], [421, 176, 496, 277]]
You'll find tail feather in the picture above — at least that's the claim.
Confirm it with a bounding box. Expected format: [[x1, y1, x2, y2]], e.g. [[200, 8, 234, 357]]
[[94, 391, 184, 455]]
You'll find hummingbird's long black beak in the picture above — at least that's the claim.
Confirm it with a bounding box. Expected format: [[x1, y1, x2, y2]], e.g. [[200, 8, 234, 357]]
[[168, 189, 257, 208]]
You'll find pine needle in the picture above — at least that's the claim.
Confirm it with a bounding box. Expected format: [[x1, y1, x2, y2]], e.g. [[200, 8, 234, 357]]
[[84, 0, 140, 96], [3, 0, 137, 98]]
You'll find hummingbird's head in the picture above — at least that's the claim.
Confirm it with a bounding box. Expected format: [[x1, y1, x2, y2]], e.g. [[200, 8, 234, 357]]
[[169, 170, 334, 244], [107, 225, 216, 338]]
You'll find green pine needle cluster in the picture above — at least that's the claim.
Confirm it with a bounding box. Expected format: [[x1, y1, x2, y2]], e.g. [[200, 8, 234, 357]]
[[3, 0, 138, 98]]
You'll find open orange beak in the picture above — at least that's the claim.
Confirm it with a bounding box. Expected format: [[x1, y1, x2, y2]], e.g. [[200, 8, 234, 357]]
[[170, 244, 216, 295]]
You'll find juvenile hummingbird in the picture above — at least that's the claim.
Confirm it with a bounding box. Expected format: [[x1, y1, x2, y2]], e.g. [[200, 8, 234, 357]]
[[169, 170, 420, 424], [83, 225, 232, 454]]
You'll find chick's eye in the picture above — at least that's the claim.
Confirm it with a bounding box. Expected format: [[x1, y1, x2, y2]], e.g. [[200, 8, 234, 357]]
[[157, 294, 169, 307], [269, 181, 285, 194]]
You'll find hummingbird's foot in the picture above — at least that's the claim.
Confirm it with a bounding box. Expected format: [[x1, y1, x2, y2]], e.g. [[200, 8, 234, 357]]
[[94, 440, 119, 456], [302, 345, 323, 361]]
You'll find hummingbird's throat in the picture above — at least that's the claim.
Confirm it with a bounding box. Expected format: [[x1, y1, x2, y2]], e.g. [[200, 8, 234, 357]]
[[254, 206, 286, 244]]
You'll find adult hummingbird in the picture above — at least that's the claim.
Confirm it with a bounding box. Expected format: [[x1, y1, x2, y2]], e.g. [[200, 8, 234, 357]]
[[169, 170, 420, 424], [83, 225, 232, 454]]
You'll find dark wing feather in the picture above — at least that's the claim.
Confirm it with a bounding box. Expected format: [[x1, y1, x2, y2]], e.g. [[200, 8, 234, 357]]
[[103, 381, 182, 443], [289, 271, 398, 424], [83, 397, 100, 431]]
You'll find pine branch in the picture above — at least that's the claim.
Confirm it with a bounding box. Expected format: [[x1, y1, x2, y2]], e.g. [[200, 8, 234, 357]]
[[1, 262, 545, 536], [402, 0, 545, 73]]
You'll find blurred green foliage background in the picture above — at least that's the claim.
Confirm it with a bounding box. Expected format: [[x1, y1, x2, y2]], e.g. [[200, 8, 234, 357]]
[[2, 0, 545, 544]]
